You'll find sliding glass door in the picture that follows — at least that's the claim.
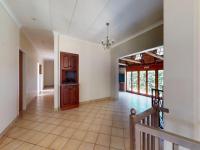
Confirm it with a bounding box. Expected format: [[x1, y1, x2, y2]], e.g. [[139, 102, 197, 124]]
[[127, 72, 132, 91], [132, 71, 138, 92], [126, 69, 163, 96], [140, 71, 146, 94], [158, 70, 164, 90], [148, 70, 155, 95]]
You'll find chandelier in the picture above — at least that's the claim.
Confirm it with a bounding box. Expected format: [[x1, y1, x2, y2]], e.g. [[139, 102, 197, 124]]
[[101, 22, 114, 49]]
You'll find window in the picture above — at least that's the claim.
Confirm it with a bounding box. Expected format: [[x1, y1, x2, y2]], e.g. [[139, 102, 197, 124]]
[[127, 72, 132, 91], [132, 71, 138, 92], [126, 68, 163, 96], [158, 70, 164, 90], [148, 70, 155, 95], [140, 71, 146, 94]]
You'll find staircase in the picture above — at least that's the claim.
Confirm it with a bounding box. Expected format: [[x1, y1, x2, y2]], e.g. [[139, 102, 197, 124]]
[[129, 89, 200, 150]]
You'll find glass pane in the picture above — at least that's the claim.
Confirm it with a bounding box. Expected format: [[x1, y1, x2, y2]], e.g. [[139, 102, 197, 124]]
[[148, 70, 155, 95], [140, 71, 146, 94], [132, 71, 138, 92], [127, 72, 132, 91], [158, 70, 164, 90]]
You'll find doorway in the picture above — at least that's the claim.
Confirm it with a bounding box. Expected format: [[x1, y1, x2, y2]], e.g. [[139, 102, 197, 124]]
[[37, 63, 43, 96], [118, 46, 164, 97], [19, 50, 23, 113]]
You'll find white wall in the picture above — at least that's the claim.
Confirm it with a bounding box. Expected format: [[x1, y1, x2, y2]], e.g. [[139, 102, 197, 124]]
[[0, 2, 42, 135], [164, 0, 200, 140], [20, 32, 42, 109], [54, 34, 111, 108], [44, 60, 54, 87], [0, 3, 19, 134]]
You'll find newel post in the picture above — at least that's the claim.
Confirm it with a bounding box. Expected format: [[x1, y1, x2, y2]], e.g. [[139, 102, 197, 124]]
[[130, 108, 137, 150]]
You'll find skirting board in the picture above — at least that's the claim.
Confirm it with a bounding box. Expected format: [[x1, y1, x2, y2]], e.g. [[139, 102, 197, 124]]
[[0, 116, 18, 139], [80, 97, 112, 105], [44, 85, 54, 89], [54, 97, 112, 111]]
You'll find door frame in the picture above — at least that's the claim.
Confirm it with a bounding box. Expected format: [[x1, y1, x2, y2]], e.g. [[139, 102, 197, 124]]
[[19, 50, 23, 113]]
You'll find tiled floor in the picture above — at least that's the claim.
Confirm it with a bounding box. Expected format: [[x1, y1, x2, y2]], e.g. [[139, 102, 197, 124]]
[[0, 90, 151, 150]]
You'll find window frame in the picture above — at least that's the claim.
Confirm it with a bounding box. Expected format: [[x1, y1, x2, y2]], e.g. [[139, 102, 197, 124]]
[[126, 62, 163, 97]]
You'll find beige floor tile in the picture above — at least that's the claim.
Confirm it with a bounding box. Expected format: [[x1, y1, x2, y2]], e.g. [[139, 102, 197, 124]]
[[29, 132, 47, 144], [27, 122, 41, 129], [0, 140, 23, 150], [15, 142, 35, 150], [72, 130, 87, 141], [110, 148, 120, 150], [112, 121, 124, 128], [78, 142, 94, 150], [124, 138, 130, 150], [99, 125, 112, 135], [69, 121, 81, 129], [50, 136, 68, 150], [110, 136, 125, 149], [7, 127, 27, 138], [45, 118, 59, 125], [41, 124, 57, 133], [33, 123, 46, 131], [53, 118, 64, 125], [79, 123, 90, 130], [50, 126, 65, 135], [101, 120, 112, 126], [111, 127, 124, 137], [61, 128, 76, 138], [0, 137, 14, 148], [83, 132, 98, 143], [94, 144, 109, 150], [83, 118, 93, 124], [38, 134, 57, 147], [96, 134, 110, 147], [31, 145, 48, 150], [62, 139, 81, 150], [61, 120, 72, 127], [17, 130, 36, 141], [93, 119, 103, 125], [88, 125, 100, 132], [124, 128, 130, 138]]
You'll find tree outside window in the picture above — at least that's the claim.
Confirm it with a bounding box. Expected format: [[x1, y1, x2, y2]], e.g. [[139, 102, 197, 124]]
[[132, 71, 138, 92], [140, 71, 146, 94], [127, 72, 132, 91], [148, 71, 155, 95]]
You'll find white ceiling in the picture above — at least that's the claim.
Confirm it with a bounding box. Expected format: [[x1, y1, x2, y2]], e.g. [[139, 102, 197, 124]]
[[3, 0, 163, 60]]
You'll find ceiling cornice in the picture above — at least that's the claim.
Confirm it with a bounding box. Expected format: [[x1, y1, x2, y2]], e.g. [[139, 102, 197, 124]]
[[0, 0, 21, 28], [112, 20, 163, 48]]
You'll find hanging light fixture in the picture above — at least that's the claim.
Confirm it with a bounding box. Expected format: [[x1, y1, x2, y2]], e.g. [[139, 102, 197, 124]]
[[156, 47, 164, 56], [135, 54, 142, 60], [101, 22, 114, 49]]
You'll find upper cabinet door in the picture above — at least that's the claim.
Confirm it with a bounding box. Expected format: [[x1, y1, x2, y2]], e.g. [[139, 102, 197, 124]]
[[62, 54, 70, 69], [61, 53, 78, 70], [69, 55, 77, 70]]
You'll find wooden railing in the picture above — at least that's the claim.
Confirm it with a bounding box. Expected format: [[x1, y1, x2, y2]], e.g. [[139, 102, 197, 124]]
[[130, 107, 200, 150], [151, 88, 164, 129]]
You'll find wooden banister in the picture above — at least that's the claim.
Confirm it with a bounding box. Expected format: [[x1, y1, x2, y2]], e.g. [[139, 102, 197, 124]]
[[130, 106, 200, 150], [136, 124, 200, 150], [131, 108, 155, 123], [130, 107, 160, 150]]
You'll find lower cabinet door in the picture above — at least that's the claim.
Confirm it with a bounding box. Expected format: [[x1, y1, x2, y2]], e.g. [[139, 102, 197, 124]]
[[70, 86, 78, 105], [61, 86, 70, 106], [61, 85, 79, 109]]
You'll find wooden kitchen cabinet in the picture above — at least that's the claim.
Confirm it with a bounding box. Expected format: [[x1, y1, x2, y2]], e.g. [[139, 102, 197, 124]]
[[60, 52, 79, 110]]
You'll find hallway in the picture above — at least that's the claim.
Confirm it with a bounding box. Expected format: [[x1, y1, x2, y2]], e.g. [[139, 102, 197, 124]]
[[0, 91, 151, 150]]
